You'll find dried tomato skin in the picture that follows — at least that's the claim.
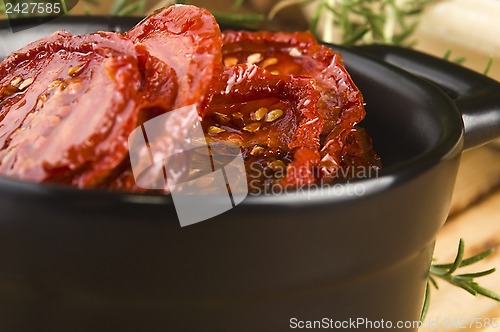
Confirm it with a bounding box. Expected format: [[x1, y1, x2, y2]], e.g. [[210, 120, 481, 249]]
[[126, 4, 223, 111], [222, 30, 365, 131], [134, 45, 179, 122], [99, 49, 180, 193], [205, 63, 323, 188], [221, 30, 380, 185], [103, 5, 226, 193], [0, 31, 146, 187]]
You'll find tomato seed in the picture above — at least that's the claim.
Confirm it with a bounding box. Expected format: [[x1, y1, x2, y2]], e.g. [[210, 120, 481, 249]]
[[18, 78, 34, 90], [208, 126, 226, 134], [261, 57, 278, 69], [213, 112, 230, 124], [48, 80, 63, 89], [10, 76, 22, 86], [265, 109, 284, 122], [250, 145, 265, 155], [253, 107, 268, 121], [247, 53, 263, 64], [243, 122, 261, 133], [224, 57, 238, 68], [232, 112, 244, 119], [68, 64, 86, 77], [268, 160, 287, 172]]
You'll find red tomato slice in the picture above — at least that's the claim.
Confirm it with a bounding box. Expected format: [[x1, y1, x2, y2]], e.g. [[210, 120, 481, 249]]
[[0, 31, 175, 188], [221, 30, 380, 182], [127, 4, 223, 111], [105, 5, 224, 192], [205, 63, 323, 190]]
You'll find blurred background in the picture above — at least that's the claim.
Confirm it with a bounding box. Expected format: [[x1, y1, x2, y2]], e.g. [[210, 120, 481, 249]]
[[2, 0, 499, 80], [20, 0, 500, 79]]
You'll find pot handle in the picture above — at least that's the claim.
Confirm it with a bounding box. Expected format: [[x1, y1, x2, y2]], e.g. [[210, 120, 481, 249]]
[[354, 44, 500, 150]]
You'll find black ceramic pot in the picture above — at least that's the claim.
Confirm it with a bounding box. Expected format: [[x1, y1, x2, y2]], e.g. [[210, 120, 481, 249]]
[[0, 17, 499, 332]]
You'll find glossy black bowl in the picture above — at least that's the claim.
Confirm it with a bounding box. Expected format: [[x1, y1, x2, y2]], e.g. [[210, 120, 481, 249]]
[[0, 16, 499, 332]]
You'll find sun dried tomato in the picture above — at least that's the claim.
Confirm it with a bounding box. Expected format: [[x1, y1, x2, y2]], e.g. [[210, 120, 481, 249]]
[[222, 31, 364, 128], [0, 5, 381, 193], [0, 31, 175, 188], [105, 5, 225, 192], [221, 30, 380, 182], [127, 4, 223, 111], [100, 49, 179, 192], [204, 63, 323, 190], [135, 45, 178, 121]]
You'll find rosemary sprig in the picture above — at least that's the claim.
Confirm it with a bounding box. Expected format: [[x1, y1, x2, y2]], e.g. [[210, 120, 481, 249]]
[[443, 50, 495, 76], [443, 49, 466, 65], [110, 0, 148, 16], [107, 0, 265, 26], [421, 239, 500, 322], [0, 1, 5, 18], [484, 55, 494, 76], [269, 0, 438, 46], [212, 11, 265, 26]]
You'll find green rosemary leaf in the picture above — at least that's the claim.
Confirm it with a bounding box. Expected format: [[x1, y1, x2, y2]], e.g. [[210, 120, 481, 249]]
[[443, 49, 452, 60], [83, 0, 100, 6], [449, 279, 478, 296], [405, 40, 418, 48], [393, 20, 418, 45], [453, 56, 467, 65], [437, 239, 464, 275], [268, 0, 313, 20], [484, 55, 494, 76], [323, 2, 341, 16], [434, 248, 494, 269], [474, 285, 500, 301], [420, 282, 431, 322], [424, 239, 499, 320], [342, 25, 369, 45], [460, 248, 495, 267], [232, 0, 245, 10], [445, 238, 465, 275], [309, 2, 325, 37], [117, 0, 146, 16], [429, 265, 449, 277], [405, 8, 424, 16], [456, 268, 497, 280], [213, 12, 265, 26], [429, 275, 439, 290], [110, 0, 129, 15], [60, 0, 68, 13]]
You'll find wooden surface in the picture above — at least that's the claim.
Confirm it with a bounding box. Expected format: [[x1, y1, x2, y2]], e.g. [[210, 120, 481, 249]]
[[414, 0, 500, 82], [416, 1, 500, 330], [418, 143, 500, 332]]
